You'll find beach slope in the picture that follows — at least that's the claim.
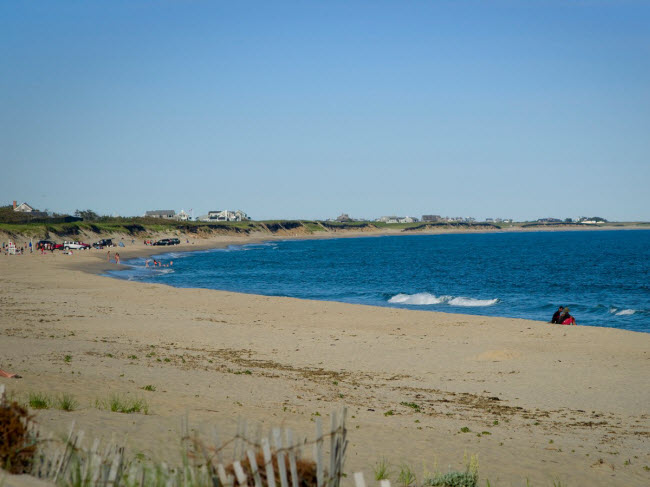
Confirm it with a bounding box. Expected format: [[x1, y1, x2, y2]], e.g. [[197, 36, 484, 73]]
[[1, 241, 648, 486]]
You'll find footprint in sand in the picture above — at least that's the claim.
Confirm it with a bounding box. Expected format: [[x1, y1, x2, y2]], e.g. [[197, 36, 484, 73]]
[[475, 349, 522, 361]]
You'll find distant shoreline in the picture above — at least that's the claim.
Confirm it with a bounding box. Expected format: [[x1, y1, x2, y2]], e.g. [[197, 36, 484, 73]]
[[61, 224, 649, 278], [101, 228, 649, 335]]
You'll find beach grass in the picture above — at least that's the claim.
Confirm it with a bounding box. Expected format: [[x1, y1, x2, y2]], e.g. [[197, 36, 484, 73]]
[[27, 392, 51, 410], [374, 457, 391, 480], [96, 394, 149, 414], [55, 393, 78, 411]]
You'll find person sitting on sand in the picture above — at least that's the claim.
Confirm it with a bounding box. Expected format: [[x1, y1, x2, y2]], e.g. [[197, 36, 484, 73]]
[[0, 368, 21, 378], [560, 308, 577, 325], [550, 306, 564, 324]]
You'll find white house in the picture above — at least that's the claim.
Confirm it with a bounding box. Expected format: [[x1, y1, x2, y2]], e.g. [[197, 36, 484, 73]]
[[205, 210, 250, 222], [13, 201, 35, 212], [145, 210, 176, 219], [376, 216, 419, 224], [175, 210, 191, 221]]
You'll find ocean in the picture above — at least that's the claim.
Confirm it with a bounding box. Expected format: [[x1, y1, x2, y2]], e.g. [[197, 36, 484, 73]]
[[107, 230, 650, 333]]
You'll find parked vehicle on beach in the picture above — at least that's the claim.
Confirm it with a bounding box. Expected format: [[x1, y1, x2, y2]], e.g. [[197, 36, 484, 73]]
[[93, 239, 114, 249], [170, 238, 180, 245], [63, 241, 90, 250], [36, 240, 63, 250], [152, 239, 171, 246]]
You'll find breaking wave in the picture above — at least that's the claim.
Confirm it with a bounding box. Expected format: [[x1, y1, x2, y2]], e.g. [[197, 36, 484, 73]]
[[388, 293, 498, 307], [388, 293, 449, 305], [610, 308, 636, 316], [448, 297, 499, 307]]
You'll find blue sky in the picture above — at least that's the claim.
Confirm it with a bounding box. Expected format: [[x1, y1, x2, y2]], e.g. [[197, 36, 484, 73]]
[[2, 1, 649, 221]]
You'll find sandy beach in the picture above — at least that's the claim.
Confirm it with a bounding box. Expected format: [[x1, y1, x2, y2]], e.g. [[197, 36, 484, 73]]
[[1, 234, 649, 486]]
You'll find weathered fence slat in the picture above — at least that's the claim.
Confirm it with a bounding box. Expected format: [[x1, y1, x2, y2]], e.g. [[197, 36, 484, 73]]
[[314, 416, 324, 487], [217, 463, 229, 486], [354, 472, 367, 487], [273, 428, 289, 487], [247, 448, 263, 487], [262, 437, 276, 487], [285, 429, 299, 487], [233, 460, 248, 485]]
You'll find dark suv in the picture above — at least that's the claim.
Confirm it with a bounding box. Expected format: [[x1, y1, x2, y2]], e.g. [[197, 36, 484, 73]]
[[93, 239, 114, 249], [152, 239, 171, 246]]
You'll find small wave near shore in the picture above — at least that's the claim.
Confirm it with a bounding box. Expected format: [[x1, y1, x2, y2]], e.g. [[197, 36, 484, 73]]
[[389, 292, 499, 307]]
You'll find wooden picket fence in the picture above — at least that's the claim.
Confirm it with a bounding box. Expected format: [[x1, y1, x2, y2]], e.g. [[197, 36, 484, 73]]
[[2, 384, 394, 486]]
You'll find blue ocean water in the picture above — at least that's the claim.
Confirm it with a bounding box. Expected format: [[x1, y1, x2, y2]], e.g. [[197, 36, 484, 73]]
[[107, 231, 650, 333]]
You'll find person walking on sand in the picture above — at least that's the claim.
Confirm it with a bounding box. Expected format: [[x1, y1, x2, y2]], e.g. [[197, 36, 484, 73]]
[[107, 250, 111, 262], [115, 253, 120, 265]]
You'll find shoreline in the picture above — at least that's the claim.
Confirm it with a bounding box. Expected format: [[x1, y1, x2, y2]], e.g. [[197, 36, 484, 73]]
[[96, 230, 648, 336], [66, 225, 648, 277], [1, 230, 649, 485]]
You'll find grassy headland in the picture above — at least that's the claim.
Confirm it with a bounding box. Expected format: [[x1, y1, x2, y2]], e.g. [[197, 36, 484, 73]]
[[1, 205, 647, 243]]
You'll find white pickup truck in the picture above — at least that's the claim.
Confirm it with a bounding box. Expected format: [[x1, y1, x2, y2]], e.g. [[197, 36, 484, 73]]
[[63, 241, 91, 250]]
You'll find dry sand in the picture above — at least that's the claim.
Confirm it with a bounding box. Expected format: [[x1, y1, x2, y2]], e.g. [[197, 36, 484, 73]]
[[1, 234, 649, 486]]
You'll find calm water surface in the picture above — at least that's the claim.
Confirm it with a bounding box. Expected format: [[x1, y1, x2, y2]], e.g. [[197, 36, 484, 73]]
[[107, 230, 650, 333]]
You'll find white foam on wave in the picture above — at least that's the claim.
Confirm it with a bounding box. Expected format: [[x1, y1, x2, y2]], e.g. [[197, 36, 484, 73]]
[[388, 293, 498, 307], [388, 293, 448, 305], [615, 309, 636, 316], [448, 297, 499, 307]]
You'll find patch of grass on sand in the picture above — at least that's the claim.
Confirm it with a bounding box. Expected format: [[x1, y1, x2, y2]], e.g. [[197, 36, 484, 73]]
[[374, 457, 391, 480], [141, 385, 156, 392], [96, 394, 149, 414], [28, 392, 51, 410], [55, 393, 78, 411], [400, 401, 421, 412], [422, 454, 479, 487], [397, 464, 416, 487]]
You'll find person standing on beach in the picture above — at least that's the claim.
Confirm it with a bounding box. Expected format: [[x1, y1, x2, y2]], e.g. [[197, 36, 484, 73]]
[[115, 253, 120, 265], [107, 250, 111, 262]]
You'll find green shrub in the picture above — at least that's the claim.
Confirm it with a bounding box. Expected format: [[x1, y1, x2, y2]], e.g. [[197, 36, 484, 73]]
[[56, 393, 78, 411], [28, 392, 51, 410], [97, 395, 149, 414], [0, 396, 37, 473]]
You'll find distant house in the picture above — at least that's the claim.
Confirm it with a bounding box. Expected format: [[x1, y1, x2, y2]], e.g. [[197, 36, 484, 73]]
[[145, 210, 176, 219], [376, 216, 419, 224], [422, 215, 442, 222], [13, 201, 36, 213], [205, 210, 250, 222], [580, 220, 604, 225], [175, 210, 191, 221], [336, 213, 353, 222]]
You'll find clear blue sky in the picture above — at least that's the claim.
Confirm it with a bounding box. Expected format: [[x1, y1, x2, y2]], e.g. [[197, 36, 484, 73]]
[[2, 1, 649, 221]]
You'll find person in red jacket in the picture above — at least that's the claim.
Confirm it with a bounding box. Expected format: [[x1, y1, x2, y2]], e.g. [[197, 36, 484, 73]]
[[561, 308, 577, 325]]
